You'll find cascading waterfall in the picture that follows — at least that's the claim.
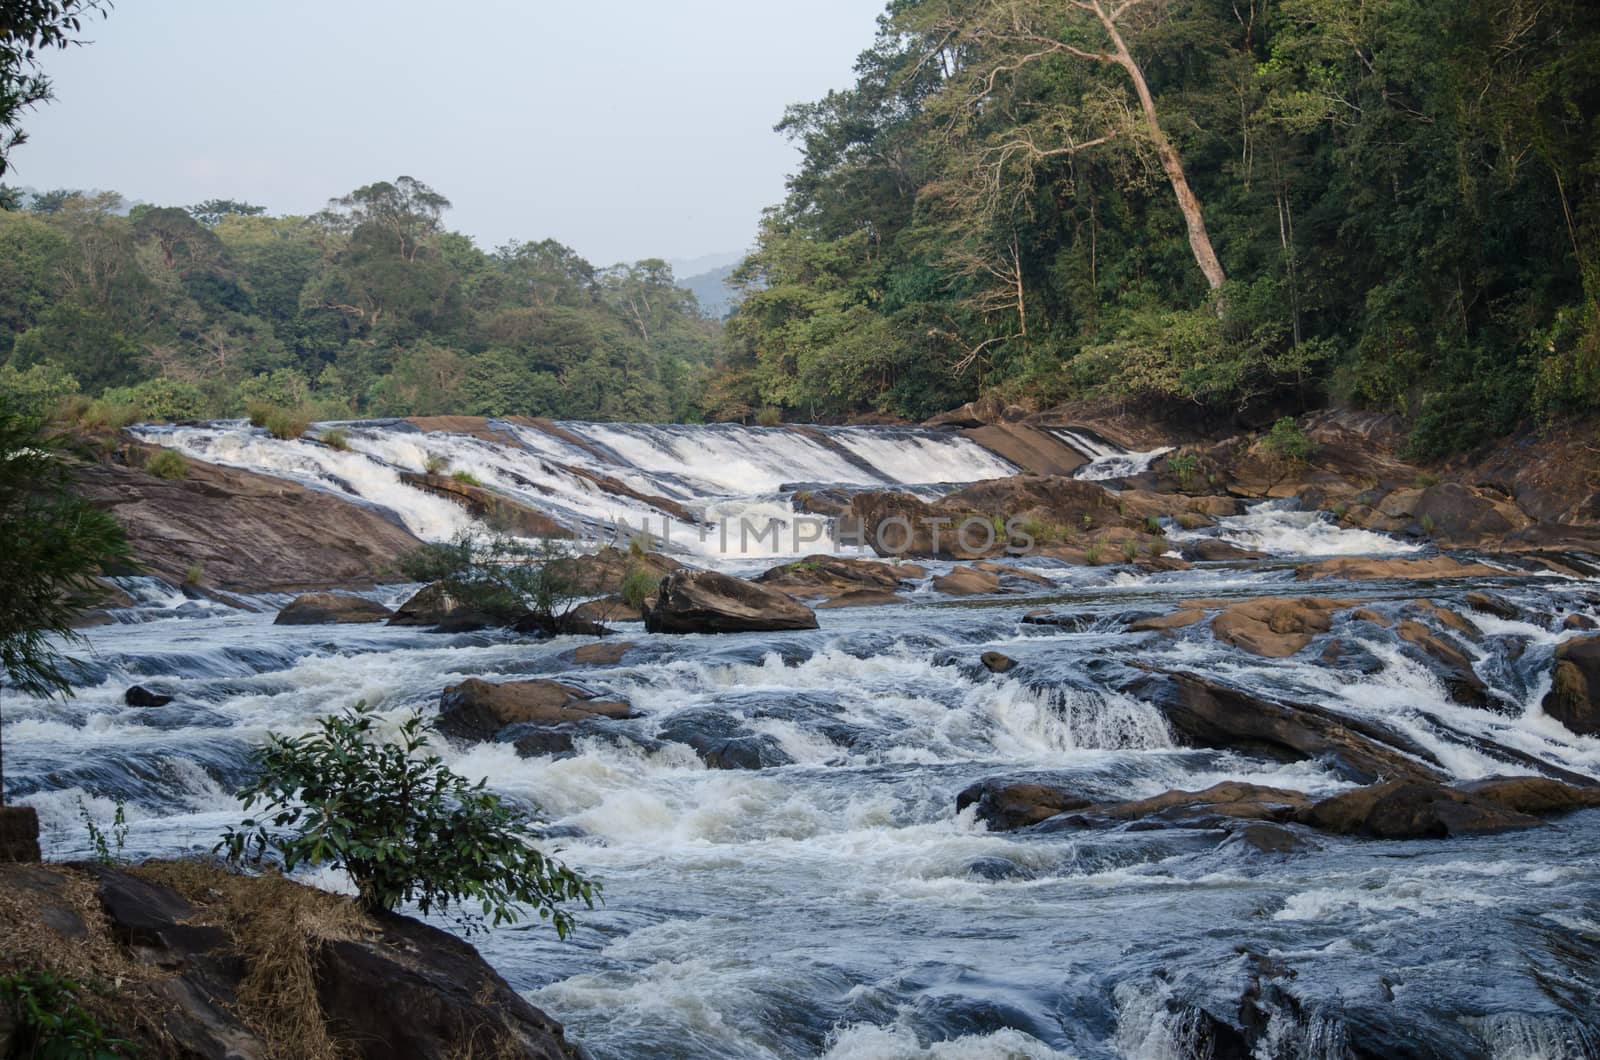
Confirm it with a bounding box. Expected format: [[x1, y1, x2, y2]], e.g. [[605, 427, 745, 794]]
[[11, 416, 1600, 1058]]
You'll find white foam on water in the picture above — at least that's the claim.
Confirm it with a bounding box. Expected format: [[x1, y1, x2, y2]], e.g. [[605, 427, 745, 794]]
[[823, 1022, 1076, 1060], [1050, 428, 1172, 482], [1191, 500, 1424, 557]]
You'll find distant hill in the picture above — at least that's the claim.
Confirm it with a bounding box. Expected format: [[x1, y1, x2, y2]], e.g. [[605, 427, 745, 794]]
[[679, 261, 742, 320]]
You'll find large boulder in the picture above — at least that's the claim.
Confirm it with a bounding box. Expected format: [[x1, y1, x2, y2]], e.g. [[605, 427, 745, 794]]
[[1543, 634, 1600, 735], [1209, 597, 1353, 658], [437, 678, 635, 741], [956, 781, 1092, 830], [1299, 780, 1547, 839], [933, 566, 1005, 596], [275, 592, 394, 626], [644, 570, 819, 634], [388, 582, 508, 632], [956, 780, 1312, 833]]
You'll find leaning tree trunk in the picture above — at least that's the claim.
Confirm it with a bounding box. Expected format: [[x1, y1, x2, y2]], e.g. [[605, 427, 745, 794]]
[[1094, 3, 1228, 291]]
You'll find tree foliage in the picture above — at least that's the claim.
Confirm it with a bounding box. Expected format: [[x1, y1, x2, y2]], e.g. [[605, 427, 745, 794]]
[[1, 177, 721, 424], [713, 0, 1600, 451], [219, 702, 596, 933], [0, 0, 112, 175]]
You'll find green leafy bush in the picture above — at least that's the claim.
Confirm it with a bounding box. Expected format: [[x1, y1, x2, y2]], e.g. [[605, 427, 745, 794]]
[[619, 566, 660, 611], [1263, 417, 1316, 463], [219, 702, 596, 933], [320, 427, 350, 451], [144, 448, 188, 480], [263, 408, 310, 441], [0, 970, 132, 1058], [397, 532, 582, 630], [450, 470, 481, 486]]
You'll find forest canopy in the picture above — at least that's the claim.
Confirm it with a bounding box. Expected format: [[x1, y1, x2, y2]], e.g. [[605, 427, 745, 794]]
[[0, 177, 721, 424], [705, 0, 1600, 456]]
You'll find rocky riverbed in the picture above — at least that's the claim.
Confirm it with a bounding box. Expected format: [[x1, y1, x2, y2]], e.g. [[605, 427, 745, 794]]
[[7, 410, 1600, 1057]]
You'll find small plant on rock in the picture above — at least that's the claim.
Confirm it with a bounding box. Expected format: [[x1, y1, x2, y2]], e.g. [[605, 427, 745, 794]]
[[620, 567, 660, 611], [144, 448, 188, 480], [219, 702, 597, 934], [423, 453, 450, 475], [1166, 452, 1198, 488], [1264, 417, 1316, 463], [0, 971, 132, 1058], [320, 427, 350, 451]]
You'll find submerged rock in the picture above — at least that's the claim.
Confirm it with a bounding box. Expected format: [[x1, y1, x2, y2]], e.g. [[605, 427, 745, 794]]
[[1543, 634, 1600, 736], [437, 678, 636, 741], [644, 570, 819, 634], [274, 592, 393, 625], [124, 685, 174, 708]]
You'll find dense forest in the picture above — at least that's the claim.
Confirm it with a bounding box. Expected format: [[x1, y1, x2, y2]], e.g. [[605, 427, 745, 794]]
[[0, 179, 721, 424], [705, 0, 1600, 455]]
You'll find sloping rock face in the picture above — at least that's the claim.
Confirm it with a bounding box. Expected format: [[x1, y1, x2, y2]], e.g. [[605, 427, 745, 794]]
[[645, 570, 819, 634], [437, 678, 635, 740], [1544, 634, 1600, 735], [1128, 673, 1441, 785], [399, 471, 572, 538], [76, 443, 424, 593], [958, 424, 1087, 477], [274, 593, 394, 625], [0, 807, 40, 863]]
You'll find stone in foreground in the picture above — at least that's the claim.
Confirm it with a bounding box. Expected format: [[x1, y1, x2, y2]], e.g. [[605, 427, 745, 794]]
[[644, 570, 819, 634]]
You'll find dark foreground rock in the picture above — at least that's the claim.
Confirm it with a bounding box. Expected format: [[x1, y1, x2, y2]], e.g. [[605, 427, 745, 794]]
[[388, 581, 507, 632], [438, 678, 636, 741], [274, 592, 394, 625], [0, 861, 581, 1059], [1544, 634, 1600, 736], [0, 806, 40, 863], [644, 570, 819, 634]]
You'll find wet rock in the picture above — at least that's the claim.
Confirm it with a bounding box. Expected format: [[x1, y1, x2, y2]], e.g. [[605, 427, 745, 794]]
[[1395, 619, 1490, 708], [1294, 556, 1503, 581], [437, 678, 636, 741], [971, 560, 1055, 587], [964, 856, 1032, 881], [389, 582, 506, 632], [1209, 597, 1353, 658], [1349, 607, 1391, 627], [569, 595, 646, 624], [571, 640, 634, 666], [1180, 539, 1268, 562], [508, 612, 615, 638], [274, 592, 394, 626], [960, 423, 1089, 477], [815, 589, 906, 609], [125, 685, 174, 708], [0, 806, 40, 863], [1464, 591, 1521, 621], [934, 566, 1005, 595], [398, 470, 573, 539], [1542, 634, 1600, 736], [511, 729, 578, 757], [956, 780, 1092, 830], [1224, 822, 1309, 854], [1129, 673, 1442, 785], [644, 570, 819, 634], [981, 651, 1017, 674], [1128, 609, 1205, 633], [757, 554, 908, 597], [1563, 613, 1599, 632], [1456, 775, 1600, 813], [655, 711, 794, 770], [1299, 780, 1547, 839]]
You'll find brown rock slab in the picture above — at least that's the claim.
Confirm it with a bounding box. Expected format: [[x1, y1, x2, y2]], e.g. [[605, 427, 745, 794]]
[[934, 566, 1004, 595], [275, 592, 394, 626], [1295, 556, 1503, 581], [1543, 634, 1600, 735], [816, 589, 906, 609], [437, 678, 635, 740], [572, 641, 634, 666], [981, 652, 1017, 674], [644, 570, 819, 634]]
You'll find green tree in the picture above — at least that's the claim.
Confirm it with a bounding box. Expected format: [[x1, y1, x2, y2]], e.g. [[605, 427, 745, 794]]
[[219, 701, 597, 933]]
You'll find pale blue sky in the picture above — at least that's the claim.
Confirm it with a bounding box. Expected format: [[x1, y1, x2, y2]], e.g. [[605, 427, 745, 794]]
[[12, 0, 885, 267]]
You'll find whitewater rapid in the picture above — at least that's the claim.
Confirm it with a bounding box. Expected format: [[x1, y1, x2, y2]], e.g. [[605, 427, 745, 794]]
[[10, 420, 1600, 1058]]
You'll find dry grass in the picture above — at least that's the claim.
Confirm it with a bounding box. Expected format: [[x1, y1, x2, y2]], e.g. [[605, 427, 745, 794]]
[[134, 860, 369, 1060]]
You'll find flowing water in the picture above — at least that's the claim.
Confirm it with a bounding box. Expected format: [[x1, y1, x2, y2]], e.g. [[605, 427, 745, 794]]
[[9, 420, 1600, 1058]]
